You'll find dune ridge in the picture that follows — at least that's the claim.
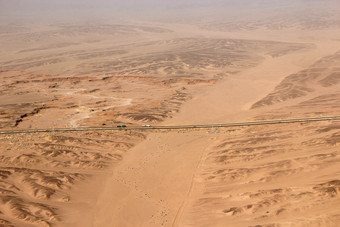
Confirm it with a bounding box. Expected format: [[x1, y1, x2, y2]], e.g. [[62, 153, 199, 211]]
[[1, 1, 340, 225]]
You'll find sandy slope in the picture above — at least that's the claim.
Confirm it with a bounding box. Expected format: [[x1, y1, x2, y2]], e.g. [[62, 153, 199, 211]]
[[1, 29, 314, 226], [178, 51, 340, 226], [163, 40, 336, 125], [85, 38, 340, 226], [1, 6, 340, 226], [0, 36, 339, 227]]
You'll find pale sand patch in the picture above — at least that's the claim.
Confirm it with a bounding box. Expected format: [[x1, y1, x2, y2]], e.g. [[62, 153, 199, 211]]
[[163, 39, 338, 125], [0, 94, 51, 105], [1, 16, 340, 227], [83, 37, 340, 227]]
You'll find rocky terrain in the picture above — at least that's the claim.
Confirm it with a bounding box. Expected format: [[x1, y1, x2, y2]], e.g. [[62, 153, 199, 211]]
[[0, 0, 340, 226]]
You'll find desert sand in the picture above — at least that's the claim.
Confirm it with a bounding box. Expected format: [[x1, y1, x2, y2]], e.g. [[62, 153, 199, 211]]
[[1, 1, 340, 226]]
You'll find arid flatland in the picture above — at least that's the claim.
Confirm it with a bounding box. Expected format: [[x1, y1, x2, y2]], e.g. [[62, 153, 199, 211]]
[[1, 1, 340, 226]]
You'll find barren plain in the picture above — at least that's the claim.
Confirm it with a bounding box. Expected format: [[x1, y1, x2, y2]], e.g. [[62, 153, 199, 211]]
[[1, 1, 340, 226]]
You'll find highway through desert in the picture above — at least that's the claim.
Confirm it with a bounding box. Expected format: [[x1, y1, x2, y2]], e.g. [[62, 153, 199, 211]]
[[1, 1, 340, 227], [1, 115, 339, 135]]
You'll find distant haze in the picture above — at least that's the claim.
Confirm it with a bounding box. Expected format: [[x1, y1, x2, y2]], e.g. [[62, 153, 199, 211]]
[[1, 0, 339, 25]]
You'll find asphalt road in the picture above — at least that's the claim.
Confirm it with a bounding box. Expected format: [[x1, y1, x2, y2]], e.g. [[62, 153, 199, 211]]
[[0, 115, 339, 135]]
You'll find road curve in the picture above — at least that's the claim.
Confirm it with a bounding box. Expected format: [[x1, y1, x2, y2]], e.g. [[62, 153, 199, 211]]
[[0, 115, 339, 135]]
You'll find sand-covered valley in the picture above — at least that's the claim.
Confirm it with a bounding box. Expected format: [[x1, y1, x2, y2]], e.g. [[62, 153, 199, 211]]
[[1, 1, 340, 226]]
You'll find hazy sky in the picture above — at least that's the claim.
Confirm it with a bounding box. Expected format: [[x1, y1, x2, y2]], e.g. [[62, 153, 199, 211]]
[[0, 0, 339, 25]]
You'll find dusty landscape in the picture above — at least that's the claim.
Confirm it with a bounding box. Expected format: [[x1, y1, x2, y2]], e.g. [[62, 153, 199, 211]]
[[1, 0, 340, 226]]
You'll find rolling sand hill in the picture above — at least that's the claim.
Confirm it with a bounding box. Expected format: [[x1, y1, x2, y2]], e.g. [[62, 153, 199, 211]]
[[177, 50, 340, 227], [87, 42, 340, 227], [1, 1, 340, 226]]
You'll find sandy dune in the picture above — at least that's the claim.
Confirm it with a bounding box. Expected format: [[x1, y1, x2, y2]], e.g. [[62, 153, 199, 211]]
[[86, 42, 340, 227], [1, 1, 340, 226], [176, 51, 340, 226], [2, 32, 314, 226]]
